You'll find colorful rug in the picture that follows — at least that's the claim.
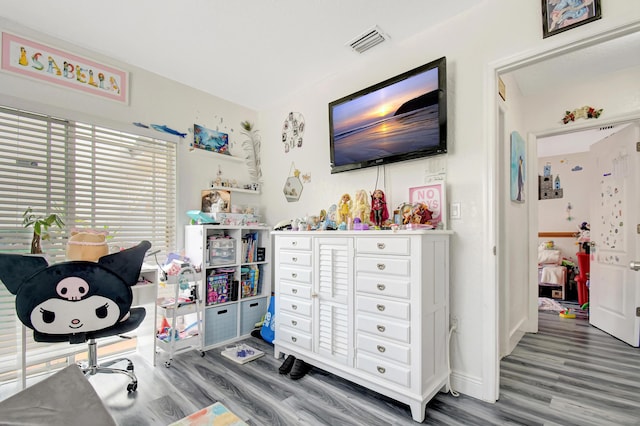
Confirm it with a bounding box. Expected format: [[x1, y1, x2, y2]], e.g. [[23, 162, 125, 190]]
[[169, 402, 247, 426]]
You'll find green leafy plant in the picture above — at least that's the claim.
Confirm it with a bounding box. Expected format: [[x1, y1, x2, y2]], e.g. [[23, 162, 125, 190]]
[[22, 207, 65, 254]]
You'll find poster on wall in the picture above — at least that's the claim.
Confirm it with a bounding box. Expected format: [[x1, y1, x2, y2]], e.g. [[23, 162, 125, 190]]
[[510, 131, 526, 203], [409, 181, 446, 229], [1, 32, 128, 103], [192, 123, 230, 154]]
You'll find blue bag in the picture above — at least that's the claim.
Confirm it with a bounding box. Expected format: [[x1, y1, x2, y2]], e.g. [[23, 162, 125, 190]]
[[260, 294, 275, 344]]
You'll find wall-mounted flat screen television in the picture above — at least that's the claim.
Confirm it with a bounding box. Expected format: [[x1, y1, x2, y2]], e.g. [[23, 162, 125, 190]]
[[328, 56, 447, 174]]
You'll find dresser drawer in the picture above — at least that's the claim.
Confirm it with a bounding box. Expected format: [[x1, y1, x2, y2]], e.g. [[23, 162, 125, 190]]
[[356, 237, 410, 256], [356, 257, 410, 276], [280, 295, 312, 317], [278, 265, 312, 284], [278, 236, 312, 251], [279, 250, 312, 266], [357, 352, 411, 387], [357, 333, 410, 365], [356, 275, 410, 299], [356, 314, 410, 343], [357, 295, 410, 320], [280, 281, 311, 299], [279, 311, 312, 334], [278, 327, 312, 351]]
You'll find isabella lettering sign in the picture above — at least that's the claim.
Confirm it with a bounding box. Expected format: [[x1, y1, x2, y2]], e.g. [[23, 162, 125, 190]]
[[1, 32, 128, 103]]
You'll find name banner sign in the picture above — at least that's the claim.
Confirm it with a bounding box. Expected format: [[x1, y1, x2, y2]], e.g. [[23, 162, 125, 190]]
[[1, 32, 128, 104]]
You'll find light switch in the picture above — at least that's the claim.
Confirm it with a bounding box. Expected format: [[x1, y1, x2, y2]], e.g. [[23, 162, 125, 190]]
[[450, 202, 461, 219]]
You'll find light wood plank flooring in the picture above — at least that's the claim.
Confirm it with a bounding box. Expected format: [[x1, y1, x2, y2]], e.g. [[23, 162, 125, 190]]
[[72, 312, 640, 424]]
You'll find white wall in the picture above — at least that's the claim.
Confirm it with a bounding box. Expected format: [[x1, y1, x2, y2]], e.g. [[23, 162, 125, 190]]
[[2, 1, 640, 403], [538, 152, 593, 261], [0, 17, 259, 251]]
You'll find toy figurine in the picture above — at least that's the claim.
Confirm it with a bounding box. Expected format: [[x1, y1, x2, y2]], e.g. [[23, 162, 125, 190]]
[[412, 202, 433, 224], [353, 189, 371, 224], [337, 193, 353, 224], [370, 189, 389, 227]]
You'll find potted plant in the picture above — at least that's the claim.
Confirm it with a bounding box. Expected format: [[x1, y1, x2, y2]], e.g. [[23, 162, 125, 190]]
[[22, 207, 65, 254]]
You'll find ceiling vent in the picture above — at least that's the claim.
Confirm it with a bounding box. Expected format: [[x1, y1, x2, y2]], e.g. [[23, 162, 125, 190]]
[[347, 25, 388, 54]]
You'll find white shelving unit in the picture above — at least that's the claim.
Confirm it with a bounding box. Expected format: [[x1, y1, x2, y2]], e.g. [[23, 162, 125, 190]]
[[156, 266, 205, 367], [184, 225, 271, 350]]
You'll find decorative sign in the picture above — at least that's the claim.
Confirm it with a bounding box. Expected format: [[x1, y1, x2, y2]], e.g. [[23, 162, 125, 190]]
[[1, 32, 128, 103], [409, 182, 446, 229]]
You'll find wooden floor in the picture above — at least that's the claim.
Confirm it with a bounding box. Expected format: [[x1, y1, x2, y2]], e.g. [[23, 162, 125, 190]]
[[86, 311, 640, 425]]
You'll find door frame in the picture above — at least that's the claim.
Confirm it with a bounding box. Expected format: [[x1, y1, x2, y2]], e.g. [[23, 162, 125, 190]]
[[485, 21, 640, 402]]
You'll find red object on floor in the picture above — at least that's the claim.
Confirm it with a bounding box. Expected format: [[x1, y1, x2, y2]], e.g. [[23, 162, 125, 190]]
[[576, 252, 590, 306]]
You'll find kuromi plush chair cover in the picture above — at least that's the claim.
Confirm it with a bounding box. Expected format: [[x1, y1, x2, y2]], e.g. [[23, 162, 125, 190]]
[[0, 240, 151, 392]]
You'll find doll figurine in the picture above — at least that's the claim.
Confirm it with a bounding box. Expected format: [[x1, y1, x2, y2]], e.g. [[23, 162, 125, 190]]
[[337, 193, 353, 224], [353, 189, 371, 224], [370, 189, 389, 227]]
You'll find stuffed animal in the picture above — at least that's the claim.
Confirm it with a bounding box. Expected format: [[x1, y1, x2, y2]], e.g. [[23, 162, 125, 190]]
[[0, 241, 150, 341], [66, 229, 109, 262]]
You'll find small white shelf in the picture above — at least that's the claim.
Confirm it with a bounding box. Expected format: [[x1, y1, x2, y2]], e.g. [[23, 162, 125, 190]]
[[210, 185, 260, 195]]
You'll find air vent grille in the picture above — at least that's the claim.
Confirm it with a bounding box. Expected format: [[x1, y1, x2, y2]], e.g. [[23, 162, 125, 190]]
[[347, 25, 388, 54]]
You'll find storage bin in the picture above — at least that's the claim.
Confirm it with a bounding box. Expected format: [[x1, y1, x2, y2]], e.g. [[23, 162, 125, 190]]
[[208, 237, 236, 265], [204, 303, 238, 346]]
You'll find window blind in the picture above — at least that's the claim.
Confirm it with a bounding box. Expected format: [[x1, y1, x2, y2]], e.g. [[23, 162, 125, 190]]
[[0, 105, 176, 384]]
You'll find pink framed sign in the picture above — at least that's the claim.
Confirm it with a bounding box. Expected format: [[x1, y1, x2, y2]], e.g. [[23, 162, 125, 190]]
[[409, 181, 447, 229], [1, 32, 128, 104]]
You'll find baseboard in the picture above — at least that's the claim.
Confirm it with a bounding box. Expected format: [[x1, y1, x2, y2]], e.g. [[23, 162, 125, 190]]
[[449, 370, 485, 401]]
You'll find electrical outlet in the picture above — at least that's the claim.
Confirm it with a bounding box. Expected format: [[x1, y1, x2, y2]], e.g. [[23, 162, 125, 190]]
[[450, 316, 459, 332]]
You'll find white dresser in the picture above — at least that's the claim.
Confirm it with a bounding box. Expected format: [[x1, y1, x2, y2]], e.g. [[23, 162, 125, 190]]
[[272, 230, 451, 422]]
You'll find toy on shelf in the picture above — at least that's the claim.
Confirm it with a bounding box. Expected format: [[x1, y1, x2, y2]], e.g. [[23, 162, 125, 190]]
[[370, 189, 389, 227], [353, 189, 371, 224], [337, 193, 353, 225]]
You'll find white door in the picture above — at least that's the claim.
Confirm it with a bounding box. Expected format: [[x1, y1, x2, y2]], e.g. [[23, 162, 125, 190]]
[[589, 122, 640, 347]]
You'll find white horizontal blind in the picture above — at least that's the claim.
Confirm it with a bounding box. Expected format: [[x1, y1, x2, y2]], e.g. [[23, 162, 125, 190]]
[[0, 105, 176, 384]]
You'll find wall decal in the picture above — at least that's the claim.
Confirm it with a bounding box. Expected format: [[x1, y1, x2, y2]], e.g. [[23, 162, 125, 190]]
[[281, 112, 305, 153], [562, 105, 603, 124]]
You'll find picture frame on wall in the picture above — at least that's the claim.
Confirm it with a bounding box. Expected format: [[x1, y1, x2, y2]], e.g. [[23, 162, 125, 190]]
[[541, 0, 601, 38], [409, 181, 446, 230], [510, 131, 526, 203]]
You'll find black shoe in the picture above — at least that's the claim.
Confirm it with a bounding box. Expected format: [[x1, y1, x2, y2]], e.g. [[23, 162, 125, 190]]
[[289, 359, 312, 380], [279, 355, 296, 374]]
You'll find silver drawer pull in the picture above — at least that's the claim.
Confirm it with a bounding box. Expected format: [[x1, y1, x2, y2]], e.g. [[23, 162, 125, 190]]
[[377, 243, 385, 249], [376, 304, 385, 312], [291, 320, 297, 326], [377, 284, 385, 291], [291, 272, 298, 278], [292, 257, 298, 262], [291, 336, 297, 342], [292, 241, 297, 246], [292, 304, 298, 310], [377, 325, 386, 332], [377, 345, 386, 353], [377, 263, 385, 270], [377, 366, 386, 374], [292, 288, 298, 294]]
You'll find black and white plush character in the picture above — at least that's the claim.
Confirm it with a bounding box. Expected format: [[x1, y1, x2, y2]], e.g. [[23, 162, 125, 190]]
[[0, 241, 150, 339]]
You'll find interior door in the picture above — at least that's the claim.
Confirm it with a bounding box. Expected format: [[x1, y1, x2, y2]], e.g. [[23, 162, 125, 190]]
[[589, 122, 640, 347]]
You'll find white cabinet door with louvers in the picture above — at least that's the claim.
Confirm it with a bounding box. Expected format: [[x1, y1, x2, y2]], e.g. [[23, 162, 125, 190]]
[[314, 237, 353, 366]]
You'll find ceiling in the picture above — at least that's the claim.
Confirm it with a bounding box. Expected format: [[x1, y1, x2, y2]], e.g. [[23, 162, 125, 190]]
[[1, 1, 638, 153], [0, 0, 481, 110]]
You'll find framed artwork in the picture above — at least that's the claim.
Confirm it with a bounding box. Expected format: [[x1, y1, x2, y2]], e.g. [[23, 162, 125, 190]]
[[409, 181, 446, 229], [1, 32, 128, 103], [510, 131, 526, 203], [201, 190, 231, 213], [283, 176, 303, 202], [541, 0, 601, 38], [192, 124, 230, 154]]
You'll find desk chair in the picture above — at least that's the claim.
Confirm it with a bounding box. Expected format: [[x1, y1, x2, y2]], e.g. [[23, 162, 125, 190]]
[[0, 241, 151, 392]]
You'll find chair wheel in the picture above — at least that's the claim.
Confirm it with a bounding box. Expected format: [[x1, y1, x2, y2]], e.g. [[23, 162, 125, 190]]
[[164, 361, 171, 368], [126, 364, 134, 371], [200, 351, 205, 357], [127, 382, 138, 392]]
